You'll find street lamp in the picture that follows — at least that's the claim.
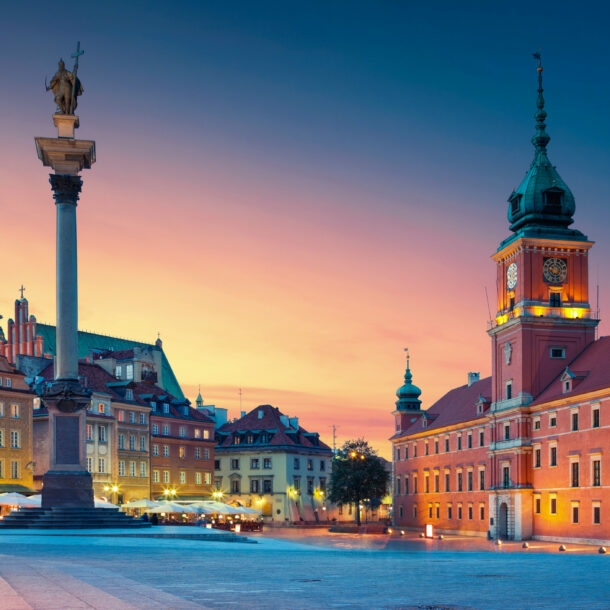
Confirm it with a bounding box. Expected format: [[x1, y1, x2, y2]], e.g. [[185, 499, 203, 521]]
[[212, 489, 224, 501], [103, 484, 119, 505], [162, 488, 177, 501]]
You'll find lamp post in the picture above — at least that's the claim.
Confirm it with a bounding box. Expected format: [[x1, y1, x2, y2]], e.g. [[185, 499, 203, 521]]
[[103, 484, 119, 505]]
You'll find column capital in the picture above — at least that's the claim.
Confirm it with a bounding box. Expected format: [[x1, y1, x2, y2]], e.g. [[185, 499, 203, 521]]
[[50, 174, 83, 205]]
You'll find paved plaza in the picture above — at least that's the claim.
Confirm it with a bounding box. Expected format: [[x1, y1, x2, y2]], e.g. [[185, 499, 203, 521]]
[[0, 527, 608, 609]]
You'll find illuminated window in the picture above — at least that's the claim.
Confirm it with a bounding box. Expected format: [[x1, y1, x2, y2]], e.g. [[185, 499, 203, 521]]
[[86, 425, 93, 441], [98, 403, 105, 414], [179, 446, 186, 459], [10, 404, 19, 418], [118, 410, 125, 422]]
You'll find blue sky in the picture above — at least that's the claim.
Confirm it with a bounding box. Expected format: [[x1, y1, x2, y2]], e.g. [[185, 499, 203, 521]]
[[2, 1, 610, 455]]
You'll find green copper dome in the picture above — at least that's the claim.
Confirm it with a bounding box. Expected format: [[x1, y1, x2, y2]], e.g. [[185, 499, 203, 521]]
[[505, 55, 586, 243], [395, 350, 422, 411]]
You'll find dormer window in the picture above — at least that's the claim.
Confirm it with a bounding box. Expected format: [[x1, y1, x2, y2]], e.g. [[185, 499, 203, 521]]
[[564, 380, 572, 393], [126, 364, 134, 380], [115, 365, 122, 379], [125, 389, 134, 401], [543, 188, 563, 212], [510, 194, 522, 216], [163, 403, 169, 414]]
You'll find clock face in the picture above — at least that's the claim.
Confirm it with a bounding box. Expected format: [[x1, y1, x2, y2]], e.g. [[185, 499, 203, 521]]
[[543, 258, 567, 284], [506, 262, 518, 290]]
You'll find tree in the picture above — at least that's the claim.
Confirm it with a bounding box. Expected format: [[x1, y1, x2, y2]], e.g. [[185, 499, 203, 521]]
[[328, 439, 390, 526]]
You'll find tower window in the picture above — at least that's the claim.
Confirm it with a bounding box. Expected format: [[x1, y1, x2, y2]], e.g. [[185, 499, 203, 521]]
[[550, 292, 561, 307], [550, 348, 565, 359], [543, 189, 562, 212], [506, 381, 512, 400], [510, 194, 521, 216]]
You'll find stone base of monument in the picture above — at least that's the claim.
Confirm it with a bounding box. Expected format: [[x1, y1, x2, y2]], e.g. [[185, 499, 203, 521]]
[[41, 471, 94, 509], [0, 507, 151, 529]]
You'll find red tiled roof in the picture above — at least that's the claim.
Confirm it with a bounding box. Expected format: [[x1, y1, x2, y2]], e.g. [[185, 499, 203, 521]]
[[532, 335, 610, 405], [398, 377, 492, 435], [217, 404, 331, 450]]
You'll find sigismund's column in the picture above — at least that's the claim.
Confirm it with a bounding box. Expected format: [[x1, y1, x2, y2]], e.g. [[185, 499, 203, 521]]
[[35, 44, 96, 508]]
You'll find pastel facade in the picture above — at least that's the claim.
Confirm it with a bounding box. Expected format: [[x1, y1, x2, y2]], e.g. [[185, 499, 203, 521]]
[[392, 61, 610, 544], [214, 405, 333, 522]]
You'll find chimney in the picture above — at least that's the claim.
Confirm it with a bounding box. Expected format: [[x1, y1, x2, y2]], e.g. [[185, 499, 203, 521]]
[[468, 372, 480, 387]]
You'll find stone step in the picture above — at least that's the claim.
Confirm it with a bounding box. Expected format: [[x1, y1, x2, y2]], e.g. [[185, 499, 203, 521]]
[[0, 507, 151, 529]]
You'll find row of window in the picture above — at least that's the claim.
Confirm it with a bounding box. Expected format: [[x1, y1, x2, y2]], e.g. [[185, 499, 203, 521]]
[[0, 459, 21, 479], [534, 496, 602, 525], [151, 423, 210, 440], [398, 502, 486, 521], [118, 434, 148, 452], [227, 476, 328, 495], [152, 470, 212, 485], [0, 430, 22, 449], [0, 403, 20, 418], [532, 406, 601, 432], [152, 445, 210, 460], [396, 429, 486, 461], [396, 468, 486, 495], [224, 457, 327, 472]]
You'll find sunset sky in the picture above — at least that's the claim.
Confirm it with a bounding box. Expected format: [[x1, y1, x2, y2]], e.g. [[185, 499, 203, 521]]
[[3, 2, 610, 458]]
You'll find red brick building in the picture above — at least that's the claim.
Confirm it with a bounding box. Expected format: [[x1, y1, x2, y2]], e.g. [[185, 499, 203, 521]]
[[391, 60, 610, 544]]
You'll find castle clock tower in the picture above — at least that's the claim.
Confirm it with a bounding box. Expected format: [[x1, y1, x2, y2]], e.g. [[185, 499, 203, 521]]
[[489, 56, 598, 409]]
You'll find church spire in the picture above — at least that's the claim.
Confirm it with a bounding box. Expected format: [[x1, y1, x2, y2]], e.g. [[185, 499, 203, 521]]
[[395, 348, 422, 412], [503, 54, 584, 243]]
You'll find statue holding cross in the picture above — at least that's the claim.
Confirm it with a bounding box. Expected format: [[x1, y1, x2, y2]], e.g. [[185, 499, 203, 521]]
[[46, 42, 84, 115]]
